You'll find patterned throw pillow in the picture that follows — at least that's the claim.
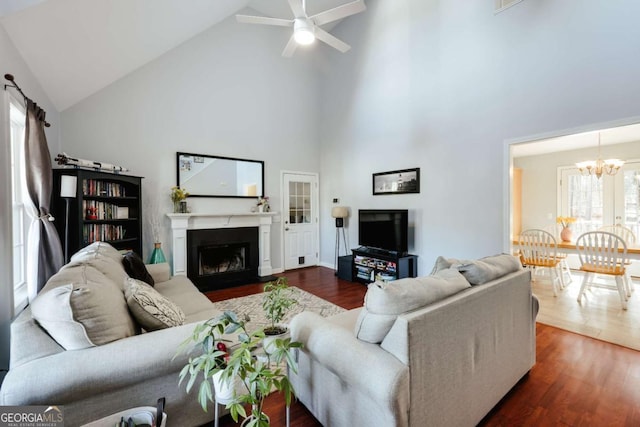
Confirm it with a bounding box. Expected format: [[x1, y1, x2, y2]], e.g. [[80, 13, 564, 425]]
[[124, 278, 185, 331]]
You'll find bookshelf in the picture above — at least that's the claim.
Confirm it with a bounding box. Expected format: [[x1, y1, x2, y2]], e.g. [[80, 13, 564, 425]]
[[51, 169, 143, 257]]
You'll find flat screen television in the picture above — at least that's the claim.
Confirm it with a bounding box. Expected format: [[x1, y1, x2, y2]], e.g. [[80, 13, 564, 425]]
[[358, 209, 409, 254]]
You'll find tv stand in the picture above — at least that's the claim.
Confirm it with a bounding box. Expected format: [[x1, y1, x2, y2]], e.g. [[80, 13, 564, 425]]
[[352, 247, 418, 284]]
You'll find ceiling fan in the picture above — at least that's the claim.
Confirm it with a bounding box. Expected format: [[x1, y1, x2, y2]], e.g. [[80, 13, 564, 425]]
[[236, 0, 366, 57]]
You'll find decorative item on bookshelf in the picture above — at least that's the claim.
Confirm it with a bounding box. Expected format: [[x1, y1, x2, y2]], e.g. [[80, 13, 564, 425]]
[[148, 242, 166, 264]]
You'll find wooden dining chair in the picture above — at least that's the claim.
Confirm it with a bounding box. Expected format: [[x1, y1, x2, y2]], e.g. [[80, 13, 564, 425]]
[[597, 225, 636, 297], [575, 231, 629, 310], [519, 229, 565, 296]]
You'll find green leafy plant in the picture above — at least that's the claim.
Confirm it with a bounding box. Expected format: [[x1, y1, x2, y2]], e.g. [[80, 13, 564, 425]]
[[176, 311, 302, 427], [262, 277, 298, 335]]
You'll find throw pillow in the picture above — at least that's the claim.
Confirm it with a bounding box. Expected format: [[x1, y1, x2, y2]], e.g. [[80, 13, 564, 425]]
[[31, 277, 138, 350], [429, 256, 458, 275], [124, 278, 185, 331], [453, 254, 522, 286], [354, 269, 471, 344], [122, 251, 155, 286]]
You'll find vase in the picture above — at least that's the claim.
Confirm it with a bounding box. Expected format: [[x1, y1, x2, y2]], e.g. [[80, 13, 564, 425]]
[[560, 227, 573, 242], [258, 205, 264, 213], [212, 371, 245, 404], [148, 242, 166, 264], [173, 200, 181, 213]]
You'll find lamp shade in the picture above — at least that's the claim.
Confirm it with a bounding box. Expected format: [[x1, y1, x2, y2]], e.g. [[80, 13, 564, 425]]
[[60, 175, 77, 198], [331, 206, 349, 219]]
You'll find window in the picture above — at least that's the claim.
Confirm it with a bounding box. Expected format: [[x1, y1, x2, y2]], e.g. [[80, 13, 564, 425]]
[[10, 98, 28, 311], [559, 161, 640, 237]]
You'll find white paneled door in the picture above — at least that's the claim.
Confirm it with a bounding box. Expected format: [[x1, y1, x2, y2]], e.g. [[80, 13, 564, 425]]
[[282, 172, 319, 270]]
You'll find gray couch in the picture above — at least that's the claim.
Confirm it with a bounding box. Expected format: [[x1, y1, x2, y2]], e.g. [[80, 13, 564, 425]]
[[290, 263, 538, 427], [0, 242, 221, 426]]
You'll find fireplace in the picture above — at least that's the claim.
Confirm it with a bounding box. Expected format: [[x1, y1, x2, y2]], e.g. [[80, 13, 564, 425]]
[[187, 227, 259, 291]]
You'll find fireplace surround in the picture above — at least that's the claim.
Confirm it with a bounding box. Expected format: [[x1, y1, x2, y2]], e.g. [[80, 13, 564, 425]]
[[167, 212, 275, 290]]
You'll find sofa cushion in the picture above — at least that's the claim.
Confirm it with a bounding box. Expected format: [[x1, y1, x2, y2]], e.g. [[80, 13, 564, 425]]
[[124, 278, 186, 331], [354, 269, 471, 343], [122, 251, 154, 286], [430, 254, 522, 286], [64, 242, 129, 290], [453, 254, 522, 286], [31, 268, 137, 350]]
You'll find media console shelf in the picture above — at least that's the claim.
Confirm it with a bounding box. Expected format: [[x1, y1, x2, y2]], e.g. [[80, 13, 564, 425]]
[[351, 247, 418, 284]]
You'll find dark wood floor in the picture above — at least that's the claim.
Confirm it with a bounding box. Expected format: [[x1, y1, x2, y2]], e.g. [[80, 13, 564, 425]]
[[205, 266, 640, 427]]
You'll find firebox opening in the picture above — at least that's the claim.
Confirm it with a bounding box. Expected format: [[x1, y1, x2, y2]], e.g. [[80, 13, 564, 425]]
[[199, 244, 247, 275], [187, 227, 259, 291]]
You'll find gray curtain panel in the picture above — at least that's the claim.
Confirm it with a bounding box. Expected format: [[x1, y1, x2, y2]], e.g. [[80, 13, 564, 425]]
[[24, 99, 64, 293]]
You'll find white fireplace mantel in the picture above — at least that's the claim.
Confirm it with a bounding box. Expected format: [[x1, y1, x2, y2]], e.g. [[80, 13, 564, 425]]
[[166, 212, 276, 278]]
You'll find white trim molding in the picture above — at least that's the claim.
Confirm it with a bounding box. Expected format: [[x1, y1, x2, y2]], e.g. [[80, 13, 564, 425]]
[[166, 212, 277, 278]]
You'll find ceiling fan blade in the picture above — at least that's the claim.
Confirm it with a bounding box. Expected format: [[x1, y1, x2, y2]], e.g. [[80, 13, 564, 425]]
[[282, 34, 298, 58], [236, 15, 293, 27], [310, 0, 366, 26], [314, 27, 351, 53], [288, 0, 306, 18]]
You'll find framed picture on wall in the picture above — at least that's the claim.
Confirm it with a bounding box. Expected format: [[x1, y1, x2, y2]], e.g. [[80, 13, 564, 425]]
[[373, 168, 420, 195]]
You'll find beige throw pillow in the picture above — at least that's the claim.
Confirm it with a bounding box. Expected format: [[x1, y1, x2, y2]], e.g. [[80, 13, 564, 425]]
[[453, 254, 522, 285], [124, 278, 185, 331], [354, 269, 471, 344], [31, 279, 137, 350]]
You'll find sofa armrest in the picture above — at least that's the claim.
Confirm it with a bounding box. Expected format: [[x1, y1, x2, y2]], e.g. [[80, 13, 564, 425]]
[[290, 311, 408, 405], [0, 321, 201, 405], [146, 262, 171, 283]]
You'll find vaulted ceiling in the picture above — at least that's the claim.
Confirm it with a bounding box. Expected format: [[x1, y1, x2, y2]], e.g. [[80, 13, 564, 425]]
[[1, 0, 352, 111]]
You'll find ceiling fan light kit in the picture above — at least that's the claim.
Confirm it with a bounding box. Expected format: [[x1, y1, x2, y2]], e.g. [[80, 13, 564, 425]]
[[236, 0, 366, 57], [294, 19, 315, 45]]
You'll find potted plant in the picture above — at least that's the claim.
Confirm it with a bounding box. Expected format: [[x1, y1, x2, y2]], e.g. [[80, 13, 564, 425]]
[[262, 277, 297, 354], [176, 311, 301, 427]]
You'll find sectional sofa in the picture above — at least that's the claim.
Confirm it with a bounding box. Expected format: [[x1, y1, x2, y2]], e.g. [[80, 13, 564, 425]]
[[0, 242, 220, 426], [290, 255, 538, 427]]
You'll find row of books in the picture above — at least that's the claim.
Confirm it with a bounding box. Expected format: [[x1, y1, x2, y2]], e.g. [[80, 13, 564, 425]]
[[83, 224, 126, 243], [83, 200, 129, 220], [83, 179, 127, 197]]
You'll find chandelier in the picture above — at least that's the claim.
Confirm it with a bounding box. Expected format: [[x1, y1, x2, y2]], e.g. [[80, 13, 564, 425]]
[[575, 133, 624, 179]]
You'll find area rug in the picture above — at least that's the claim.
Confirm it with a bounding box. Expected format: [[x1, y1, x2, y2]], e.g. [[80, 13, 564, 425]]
[[532, 272, 640, 351], [209, 286, 346, 332]]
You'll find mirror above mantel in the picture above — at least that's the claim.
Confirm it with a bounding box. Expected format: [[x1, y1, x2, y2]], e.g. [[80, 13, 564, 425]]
[[176, 152, 264, 198]]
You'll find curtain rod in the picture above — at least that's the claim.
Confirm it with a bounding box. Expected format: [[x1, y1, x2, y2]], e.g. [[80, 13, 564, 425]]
[[4, 73, 51, 127]]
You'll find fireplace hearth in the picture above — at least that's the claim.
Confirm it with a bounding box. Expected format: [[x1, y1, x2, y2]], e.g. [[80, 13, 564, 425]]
[[187, 227, 259, 291]]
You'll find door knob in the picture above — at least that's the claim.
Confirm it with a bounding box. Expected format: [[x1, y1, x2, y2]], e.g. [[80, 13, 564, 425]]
[[285, 227, 290, 231]]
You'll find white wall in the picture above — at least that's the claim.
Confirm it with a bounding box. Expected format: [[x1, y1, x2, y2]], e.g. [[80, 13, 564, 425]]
[[61, 14, 321, 268], [0, 24, 60, 380], [514, 141, 640, 231], [317, 0, 640, 275]]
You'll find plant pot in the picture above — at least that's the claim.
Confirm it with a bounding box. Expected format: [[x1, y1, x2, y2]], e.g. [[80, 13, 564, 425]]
[[262, 326, 289, 355], [212, 370, 245, 404]]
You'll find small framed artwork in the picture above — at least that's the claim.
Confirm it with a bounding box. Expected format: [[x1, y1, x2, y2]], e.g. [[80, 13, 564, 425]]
[[373, 168, 420, 195]]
